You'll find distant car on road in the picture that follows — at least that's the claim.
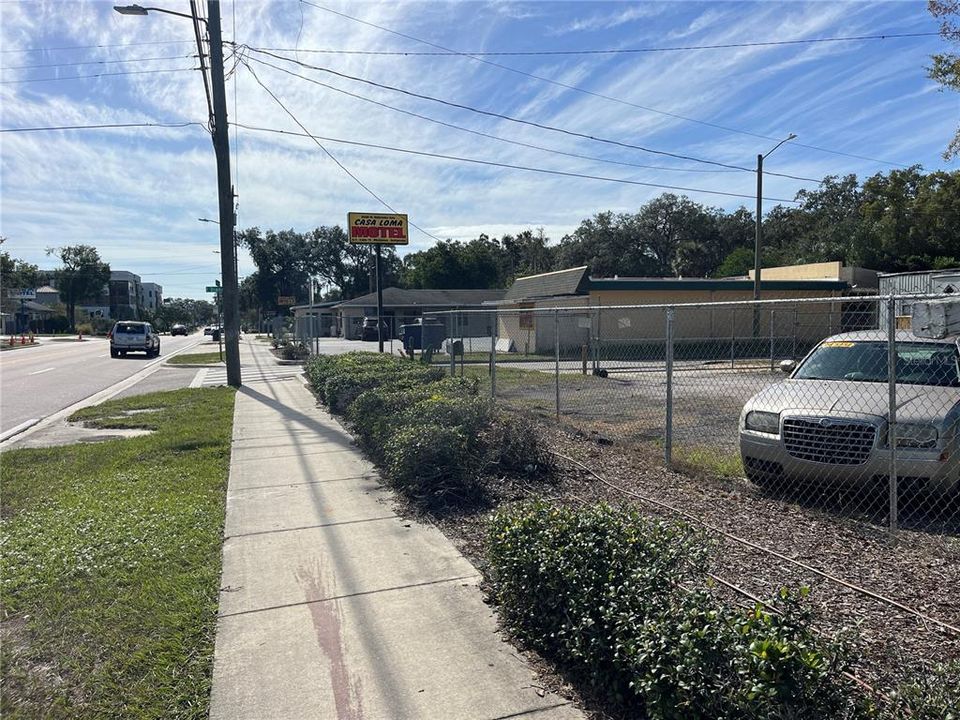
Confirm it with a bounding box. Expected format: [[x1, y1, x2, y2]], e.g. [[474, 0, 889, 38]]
[[739, 330, 960, 496], [109, 321, 161, 358], [170, 324, 188, 336], [203, 326, 213, 336]]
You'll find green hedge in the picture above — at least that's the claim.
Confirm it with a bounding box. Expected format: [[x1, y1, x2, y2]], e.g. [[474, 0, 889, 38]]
[[304, 353, 546, 505], [488, 501, 868, 719]]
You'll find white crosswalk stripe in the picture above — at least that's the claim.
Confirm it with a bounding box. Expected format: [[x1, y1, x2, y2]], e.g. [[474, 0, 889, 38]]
[[201, 365, 304, 387]]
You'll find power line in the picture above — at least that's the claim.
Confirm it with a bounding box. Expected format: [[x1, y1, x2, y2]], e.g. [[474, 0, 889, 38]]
[[1, 39, 195, 54], [0, 67, 197, 84], [241, 60, 445, 242], [189, 0, 214, 129], [233, 121, 801, 204], [242, 47, 822, 184], [256, 31, 941, 57], [299, 0, 909, 169], [243, 54, 739, 175], [1, 53, 195, 71], [0, 121, 208, 133]]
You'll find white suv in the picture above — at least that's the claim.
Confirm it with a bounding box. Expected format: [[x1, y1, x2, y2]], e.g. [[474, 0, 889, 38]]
[[110, 321, 161, 358]]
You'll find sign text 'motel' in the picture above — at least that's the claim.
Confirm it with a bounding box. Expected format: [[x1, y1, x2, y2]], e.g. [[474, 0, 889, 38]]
[[348, 212, 409, 245]]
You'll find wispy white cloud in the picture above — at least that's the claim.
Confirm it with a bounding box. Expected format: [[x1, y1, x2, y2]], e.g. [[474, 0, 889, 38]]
[[549, 4, 666, 36]]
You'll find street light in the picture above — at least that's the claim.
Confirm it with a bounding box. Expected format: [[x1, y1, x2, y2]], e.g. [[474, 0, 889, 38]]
[[754, 133, 797, 305], [113, 4, 199, 21], [115, 1, 241, 387]]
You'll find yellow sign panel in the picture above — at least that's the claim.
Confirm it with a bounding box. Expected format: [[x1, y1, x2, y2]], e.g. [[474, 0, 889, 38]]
[[348, 212, 409, 245]]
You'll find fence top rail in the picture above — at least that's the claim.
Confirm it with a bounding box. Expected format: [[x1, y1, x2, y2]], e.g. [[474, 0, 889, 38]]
[[429, 292, 956, 316]]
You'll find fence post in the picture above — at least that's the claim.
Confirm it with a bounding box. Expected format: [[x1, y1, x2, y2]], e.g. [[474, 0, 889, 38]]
[[555, 309, 560, 422], [730, 308, 736, 369], [887, 295, 898, 532], [769, 309, 776, 371], [490, 310, 497, 399], [792, 307, 799, 359], [449, 313, 456, 377], [665, 307, 674, 466]]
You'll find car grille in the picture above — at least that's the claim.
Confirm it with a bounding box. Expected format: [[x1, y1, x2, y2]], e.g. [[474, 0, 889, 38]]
[[782, 418, 876, 465]]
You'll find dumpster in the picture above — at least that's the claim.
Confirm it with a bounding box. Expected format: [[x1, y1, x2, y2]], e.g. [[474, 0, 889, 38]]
[[399, 319, 445, 351]]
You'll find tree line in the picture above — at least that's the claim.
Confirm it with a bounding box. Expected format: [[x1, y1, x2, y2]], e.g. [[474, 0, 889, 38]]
[[4, 165, 957, 325], [239, 166, 958, 311]]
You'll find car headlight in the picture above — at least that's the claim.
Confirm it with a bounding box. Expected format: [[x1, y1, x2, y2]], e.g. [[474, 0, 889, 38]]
[[745, 411, 780, 434], [893, 423, 938, 449]]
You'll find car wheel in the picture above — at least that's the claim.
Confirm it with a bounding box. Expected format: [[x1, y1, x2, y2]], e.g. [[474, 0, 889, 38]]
[[155, 344, 160, 357], [110, 348, 119, 358]]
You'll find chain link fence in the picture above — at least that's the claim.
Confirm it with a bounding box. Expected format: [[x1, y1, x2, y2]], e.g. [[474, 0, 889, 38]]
[[434, 293, 959, 534]]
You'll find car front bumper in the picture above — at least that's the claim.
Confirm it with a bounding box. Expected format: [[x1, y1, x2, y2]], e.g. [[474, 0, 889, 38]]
[[740, 431, 959, 494]]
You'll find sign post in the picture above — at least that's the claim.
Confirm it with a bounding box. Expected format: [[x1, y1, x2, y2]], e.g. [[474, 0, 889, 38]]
[[347, 212, 409, 352], [208, 280, 223, 361]]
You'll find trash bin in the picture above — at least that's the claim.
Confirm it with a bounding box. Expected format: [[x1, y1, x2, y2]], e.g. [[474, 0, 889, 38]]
[[399, 320, 444, 350]]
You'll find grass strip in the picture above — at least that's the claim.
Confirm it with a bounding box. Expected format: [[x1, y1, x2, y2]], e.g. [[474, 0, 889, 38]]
[[1, 387, 235, 719], [166, 351, 224, 366]]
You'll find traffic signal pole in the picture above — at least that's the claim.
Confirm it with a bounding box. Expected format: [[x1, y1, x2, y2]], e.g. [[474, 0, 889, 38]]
[[207, 0, 241, 387]]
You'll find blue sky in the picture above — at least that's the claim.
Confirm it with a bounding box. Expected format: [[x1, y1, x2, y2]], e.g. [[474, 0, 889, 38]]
[[1, 1, 956, 299]]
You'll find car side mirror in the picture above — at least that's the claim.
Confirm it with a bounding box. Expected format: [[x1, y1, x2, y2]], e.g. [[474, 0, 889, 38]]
[[779, 359, 797, 374]]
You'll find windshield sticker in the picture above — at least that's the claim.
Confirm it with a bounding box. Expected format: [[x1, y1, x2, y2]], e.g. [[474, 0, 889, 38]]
[[821, 341, 855, 348]]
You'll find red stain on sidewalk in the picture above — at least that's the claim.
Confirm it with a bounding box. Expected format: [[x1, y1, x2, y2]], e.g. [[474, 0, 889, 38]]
[[296, 563, 364, 720]]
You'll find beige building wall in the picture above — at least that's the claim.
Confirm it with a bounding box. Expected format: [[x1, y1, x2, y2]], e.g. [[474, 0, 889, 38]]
[[493, 288, 864, 354], [747, 262, 878, 288], [589, 289, 849, 343]]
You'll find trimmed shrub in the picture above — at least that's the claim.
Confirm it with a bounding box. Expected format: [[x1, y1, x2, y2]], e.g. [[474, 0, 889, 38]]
[[488, 501, 866, 719], [883, 660, 960, 719], [347, 378, 479, 457], [384, 423, 482, 502], [482, 412, 551, 475]]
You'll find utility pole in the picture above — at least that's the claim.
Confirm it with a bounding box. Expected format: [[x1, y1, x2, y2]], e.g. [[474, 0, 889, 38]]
[[207, 0, 241, 387]]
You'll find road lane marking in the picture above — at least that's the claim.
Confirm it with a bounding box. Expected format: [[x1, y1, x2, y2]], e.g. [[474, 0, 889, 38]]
[[189, 368, 209, 388], [28, 367, 55, 376]]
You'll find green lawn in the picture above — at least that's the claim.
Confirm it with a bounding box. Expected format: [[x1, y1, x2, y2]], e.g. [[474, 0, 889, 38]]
[[1, 387, 235, 719], [166, 351, 224, 365]]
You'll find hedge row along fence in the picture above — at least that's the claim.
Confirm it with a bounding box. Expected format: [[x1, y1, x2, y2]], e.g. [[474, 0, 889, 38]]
[[489, 502, 959, 720], [305, 352, 549, 505], [304, 352, 958, 719]]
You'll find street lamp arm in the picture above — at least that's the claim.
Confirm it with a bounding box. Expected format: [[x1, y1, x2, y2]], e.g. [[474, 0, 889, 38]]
[[763, 132, 798, 159], [113, 5, 205, 22]]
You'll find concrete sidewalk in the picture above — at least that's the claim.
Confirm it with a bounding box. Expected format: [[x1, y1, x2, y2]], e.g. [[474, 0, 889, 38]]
[[209, 340, 581, 720]]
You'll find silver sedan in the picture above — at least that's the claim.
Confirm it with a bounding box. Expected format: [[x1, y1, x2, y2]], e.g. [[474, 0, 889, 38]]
[[739, 331, 960, 495]]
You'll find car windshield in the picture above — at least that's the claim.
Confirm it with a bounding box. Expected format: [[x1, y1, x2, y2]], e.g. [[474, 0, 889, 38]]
[[116, 324, 146, 334], [795, 340, 960, 387]]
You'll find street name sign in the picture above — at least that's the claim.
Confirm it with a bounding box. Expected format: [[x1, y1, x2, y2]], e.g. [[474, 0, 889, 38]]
[[206, 286, 222, 293], [348, 212, 409, 245]]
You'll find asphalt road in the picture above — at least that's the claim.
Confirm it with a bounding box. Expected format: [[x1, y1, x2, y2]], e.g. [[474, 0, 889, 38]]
[[0, 333, 205, 436]]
